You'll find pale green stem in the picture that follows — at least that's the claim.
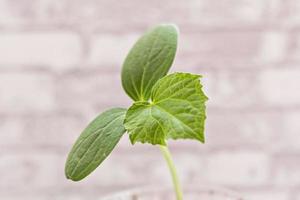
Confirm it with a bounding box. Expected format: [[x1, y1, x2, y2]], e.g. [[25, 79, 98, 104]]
[[159, 145, 183, 200]]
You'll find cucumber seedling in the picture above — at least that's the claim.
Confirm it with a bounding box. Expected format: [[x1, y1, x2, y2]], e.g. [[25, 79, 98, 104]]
[[65, 24, 208, 200]]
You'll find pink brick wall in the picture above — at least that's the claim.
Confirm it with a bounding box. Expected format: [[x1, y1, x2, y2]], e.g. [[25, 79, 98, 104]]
[[0, 0, 299, 199]]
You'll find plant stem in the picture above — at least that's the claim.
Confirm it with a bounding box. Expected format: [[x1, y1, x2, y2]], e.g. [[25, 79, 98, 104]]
[[159, 145, 183, 200]]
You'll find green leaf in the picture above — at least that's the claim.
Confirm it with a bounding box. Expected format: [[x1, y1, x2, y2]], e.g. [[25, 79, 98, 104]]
[[121, 24, 178, 101], [124, 73, 208, 145], [65, 108, 126, 181]]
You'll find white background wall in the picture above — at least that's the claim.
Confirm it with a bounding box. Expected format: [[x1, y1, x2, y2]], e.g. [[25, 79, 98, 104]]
[[0, 0, 300, 199]]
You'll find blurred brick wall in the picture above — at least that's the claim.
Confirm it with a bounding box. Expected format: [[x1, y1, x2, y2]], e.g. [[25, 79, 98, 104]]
[[0, 0, 299, 200]]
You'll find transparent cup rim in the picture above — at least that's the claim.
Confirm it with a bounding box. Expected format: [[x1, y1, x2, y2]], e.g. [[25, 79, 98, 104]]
[[101, 184, 244, 199]]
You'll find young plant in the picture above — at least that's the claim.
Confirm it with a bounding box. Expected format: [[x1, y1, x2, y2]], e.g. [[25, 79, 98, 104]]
[[65, 24, 208, 200]]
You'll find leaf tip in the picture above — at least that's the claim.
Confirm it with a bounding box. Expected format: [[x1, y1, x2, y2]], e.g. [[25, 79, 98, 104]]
[[200, 136, 205, 144], [65, 167, 84, 182], [66, 175, 82, 182], [65, 165, 78, 181], [159, 23, 179, 33], [129, 133, 138, 145]]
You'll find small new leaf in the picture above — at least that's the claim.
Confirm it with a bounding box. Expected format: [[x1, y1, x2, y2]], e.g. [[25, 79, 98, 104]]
[[124, 73, 208, 145], [65, 108, 126, 181], [121, 24, 178, 101]]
